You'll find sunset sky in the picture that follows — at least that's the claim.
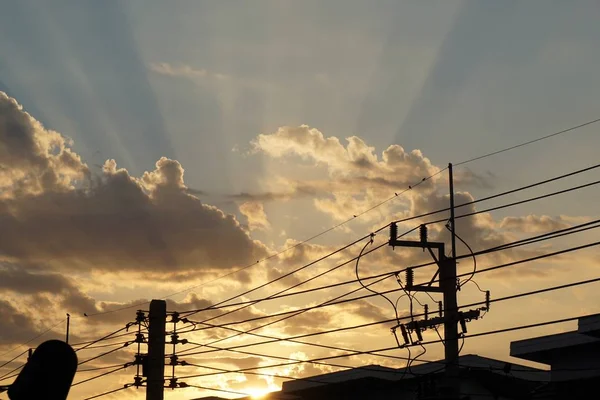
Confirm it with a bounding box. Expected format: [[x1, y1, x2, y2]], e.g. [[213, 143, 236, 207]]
[[1, 1, 600, 399]]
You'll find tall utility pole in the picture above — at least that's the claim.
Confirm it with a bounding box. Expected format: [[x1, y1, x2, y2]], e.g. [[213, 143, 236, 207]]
[[444, 163, 460, 398], [147, 300, 166, 400], [388, 163, 466, 399]]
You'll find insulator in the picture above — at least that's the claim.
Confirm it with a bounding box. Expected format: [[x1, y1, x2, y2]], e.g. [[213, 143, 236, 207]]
[[169, 378, 178, 389], [170, 312, 180, 323], [135, 311, 146, 323], [399, 325, 410, 345], [134, 376, 143, 387], [424, 304, 429, 320], [135, 333, 145, 343], [170, 334, 179, 344], [169, 355, 178, 366], [459, 312, 467, 334], [438, 301, 443, 317], [485, 290, 490, 311], [390, 222, 398, 245], [414, 321, 423, 342], [419, 224, 428, 246], [405, 267, 414, 289]]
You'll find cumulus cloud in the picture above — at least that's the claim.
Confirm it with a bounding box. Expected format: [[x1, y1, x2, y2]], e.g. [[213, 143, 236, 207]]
[[251, 125, 440, 222], [0, 91, 268, 274], [239, 201, 271, 231], [0, 92, 88, 198]]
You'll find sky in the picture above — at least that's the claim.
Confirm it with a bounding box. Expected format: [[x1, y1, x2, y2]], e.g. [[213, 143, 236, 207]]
[[1, 0, 600, 399]]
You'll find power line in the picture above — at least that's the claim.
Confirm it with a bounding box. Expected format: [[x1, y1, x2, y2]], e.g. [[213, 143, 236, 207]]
[[0, 365, 24, 382], [393, 161, 600, 225], [77, 343, 132, 366], [72, 365, 130, 387], [78, 363, 130, 373], [181, 361, 336, 385], [79, 116, 600, 319], [181, 318, 424, 366], [70, 330, 142, 347], [176, 313, 586, 381], [175, 169, 600, 323], [182, 233, 375, 322], [82, 385, 131, 400], [455, 117, 600, 166], [177, 383, 250, 397], [74, 324, 133, 352], [84, 171, 444, 319], [175, 227, 419, 356], [174, 218, 600, 333], [0, 318, 65, 359], [0, 349, 28, 370], [75, 340, 133, 351], [178, 245, 600, 359]]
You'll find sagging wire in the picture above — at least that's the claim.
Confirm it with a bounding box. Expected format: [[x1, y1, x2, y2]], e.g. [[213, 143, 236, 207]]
[[356, 227, 418, 380], [356, 233, 401, 320], [445, 222, 483, 292]]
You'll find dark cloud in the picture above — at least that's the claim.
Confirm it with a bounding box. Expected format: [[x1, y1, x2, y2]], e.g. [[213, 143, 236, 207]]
[[0, 299, 40, 346]]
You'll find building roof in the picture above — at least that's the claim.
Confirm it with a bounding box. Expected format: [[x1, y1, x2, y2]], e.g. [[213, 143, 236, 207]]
[[578, 313, 600, 338], [282, 354, 547, 393], [510, 313, 600, 365]]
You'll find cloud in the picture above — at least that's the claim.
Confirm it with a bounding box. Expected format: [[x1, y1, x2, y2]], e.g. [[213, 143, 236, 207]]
[[149, 62, 229, 81], [0, 263, 97, 315], [251, 125, 440, 222], [0, 91, 268, 274], [0, 92, 89, 198], [0, 299, 40, 345], [239, 201, 271, 231], [499, 215, 573, 233]]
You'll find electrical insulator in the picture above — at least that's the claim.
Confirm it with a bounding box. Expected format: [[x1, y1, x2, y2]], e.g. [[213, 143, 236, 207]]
[[438, 301, 443, 317], [169, 355, 179, 366], [170, 312, 180, 323], [135, 333, 145, 343], [400, 325, 410, 345], [424, 304, 429, 320], [168, 378, 178, 389], [171, 334, 179, 344], [485, 290, 490, 311], [459, 312, 467, 334], [406, 267, 414, 289], [414, 321, 423, 342], [390, 222, 398, 245], [135, 311, 146, 323], [134, 376, 143, 387], [419, 224, 428, 249]]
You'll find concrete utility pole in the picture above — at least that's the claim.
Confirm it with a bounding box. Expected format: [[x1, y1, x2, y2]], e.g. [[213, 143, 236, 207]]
[[147, 300, 167, 400], [444, 163, 460, 398], [388, 163, 469, 399]]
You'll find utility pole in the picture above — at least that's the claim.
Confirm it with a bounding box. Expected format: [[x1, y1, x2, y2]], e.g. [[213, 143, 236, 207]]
[[66, 313, 70, 344], [147, 300, 166, 400], [443, 163, 460, 398], [388, 163, 479, 399]]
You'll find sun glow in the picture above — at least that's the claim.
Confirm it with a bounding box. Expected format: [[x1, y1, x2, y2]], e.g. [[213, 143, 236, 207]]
[[246, 387, 271, 398]]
